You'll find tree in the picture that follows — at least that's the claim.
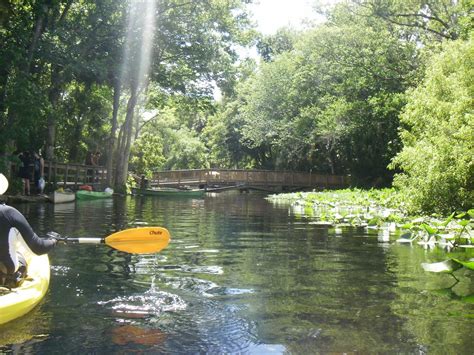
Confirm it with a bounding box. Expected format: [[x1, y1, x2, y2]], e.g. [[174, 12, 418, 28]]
[[112, 0, 254, 190], [222, 8, 418, 182], [0, 0, 125, 162], [256, 27, 298, 62], [335, 0, 472, 42], [56, 82, 112, 163], [390, 38, 474, 213]]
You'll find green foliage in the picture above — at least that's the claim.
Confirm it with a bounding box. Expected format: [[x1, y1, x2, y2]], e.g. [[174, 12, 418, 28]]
[[391, 38, 474, 214], [224, 11, 418, 181], [256, 27, 298, 62], [203, 97, 260, 169], [129, 106, 209, 174], [337, 0, 472, 42], [56, 82, 112, 162], [0, 0, 471, 219], [164, 128, 209, 170], [130, 131, 165, 176]]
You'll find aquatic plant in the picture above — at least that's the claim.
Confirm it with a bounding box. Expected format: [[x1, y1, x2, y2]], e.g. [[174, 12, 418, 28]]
[[269, 189, 474, 290], [267, 189, 473, 248]]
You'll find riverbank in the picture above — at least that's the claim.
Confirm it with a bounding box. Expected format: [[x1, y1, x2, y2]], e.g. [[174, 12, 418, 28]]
[[0, 194, 50, 204]]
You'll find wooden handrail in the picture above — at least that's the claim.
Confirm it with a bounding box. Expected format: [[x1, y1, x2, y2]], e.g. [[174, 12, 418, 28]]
[[150, 168, 350, 189], [10, 161, 107, 190], [8, 162, 350, 191]]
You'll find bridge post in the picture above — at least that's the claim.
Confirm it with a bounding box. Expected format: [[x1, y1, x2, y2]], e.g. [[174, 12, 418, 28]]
[[75, 166, 79, 189], [47, 161, 52, 187], [54, 162, 58, 188], [64, 164, 69, 188]]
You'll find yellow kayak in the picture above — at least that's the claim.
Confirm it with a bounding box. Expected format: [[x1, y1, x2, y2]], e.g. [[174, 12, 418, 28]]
[[0, 233, 50, 325]]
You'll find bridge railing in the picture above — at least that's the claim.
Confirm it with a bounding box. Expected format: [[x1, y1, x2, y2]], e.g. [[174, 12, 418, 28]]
[[8, 162, 348, 191], [10, 161, 107, 190], [150, 169, 349, 189], [43, 161, 107, 188]]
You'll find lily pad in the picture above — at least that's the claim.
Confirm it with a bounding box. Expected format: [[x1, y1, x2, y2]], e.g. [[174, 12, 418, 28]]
[[461, 295, 474, 304], [452, 258, 474, 270], [421, 260, 462, 273], [396, 232, 415, 243]]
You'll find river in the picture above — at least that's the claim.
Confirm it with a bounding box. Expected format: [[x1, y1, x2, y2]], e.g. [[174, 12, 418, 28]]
[[1, 192, 473, 353]]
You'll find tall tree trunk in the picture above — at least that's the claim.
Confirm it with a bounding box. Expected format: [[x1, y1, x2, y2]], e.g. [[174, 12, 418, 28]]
[[45, 66, 62, 161], [68, 116, 83, 162], [26, 3, 48, 73], [114, 84, 138, 191], [106, 78, 121, 186]]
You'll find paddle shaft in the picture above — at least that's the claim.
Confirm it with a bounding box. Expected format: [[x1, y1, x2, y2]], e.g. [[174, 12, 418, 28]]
[[62, 237, 104, 244]]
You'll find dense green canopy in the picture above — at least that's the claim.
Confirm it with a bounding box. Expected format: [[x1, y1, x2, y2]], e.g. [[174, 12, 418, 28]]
[[0, 0, 472, 212]]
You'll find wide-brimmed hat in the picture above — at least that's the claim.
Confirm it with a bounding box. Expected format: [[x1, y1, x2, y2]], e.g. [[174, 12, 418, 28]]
[[0, 173, 8, 195]]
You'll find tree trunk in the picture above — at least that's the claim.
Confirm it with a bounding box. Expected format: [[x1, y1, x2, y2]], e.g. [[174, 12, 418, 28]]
[[26, 4, 48, 73], [45, 66, 62, 161], [106, 78, 121, 186], [68, 116, 83, 162], [114, 84, 138, 191]]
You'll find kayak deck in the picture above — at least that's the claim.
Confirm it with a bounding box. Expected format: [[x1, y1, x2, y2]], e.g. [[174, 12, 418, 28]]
[[0, 237, 50, 325]]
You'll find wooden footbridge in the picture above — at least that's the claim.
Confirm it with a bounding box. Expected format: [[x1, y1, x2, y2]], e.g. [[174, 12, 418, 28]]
[[148, 169, 350, 192], [14, 162, 350, 192]]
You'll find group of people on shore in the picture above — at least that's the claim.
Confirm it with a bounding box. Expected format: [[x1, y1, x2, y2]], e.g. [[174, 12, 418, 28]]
[[14, 149, 103, 196], [17, 150, 45, 196]]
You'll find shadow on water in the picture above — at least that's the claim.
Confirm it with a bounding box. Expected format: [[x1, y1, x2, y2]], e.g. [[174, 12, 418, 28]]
[[3, 191, 474, 353]]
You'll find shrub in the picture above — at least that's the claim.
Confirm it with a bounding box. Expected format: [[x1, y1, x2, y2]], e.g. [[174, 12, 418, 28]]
[[390, 38, 474, 214]]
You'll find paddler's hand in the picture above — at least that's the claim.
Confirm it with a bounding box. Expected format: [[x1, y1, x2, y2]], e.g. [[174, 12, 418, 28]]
[[46, 231, 64, 244]]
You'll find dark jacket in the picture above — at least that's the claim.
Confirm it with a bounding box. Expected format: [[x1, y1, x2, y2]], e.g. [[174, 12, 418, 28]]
[[0, 203, 56, 274]]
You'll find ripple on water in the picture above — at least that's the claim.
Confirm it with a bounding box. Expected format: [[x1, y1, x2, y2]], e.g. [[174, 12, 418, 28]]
[[157, 264, 223, 275], [164, 276, 219, 297], [50, 265, 71, 276], [205, 287, 254, 296], [99, 289, 187, 317], [183, 249, 220, 253], [168, 300, 259, 353]]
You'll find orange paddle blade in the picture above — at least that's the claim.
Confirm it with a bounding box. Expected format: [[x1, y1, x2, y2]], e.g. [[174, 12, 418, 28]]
[[104, 227, 170, 254]]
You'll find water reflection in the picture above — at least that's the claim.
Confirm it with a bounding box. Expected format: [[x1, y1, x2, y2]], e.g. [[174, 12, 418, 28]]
[[3, 192, 474, 353], [109, 324, 166, 346]]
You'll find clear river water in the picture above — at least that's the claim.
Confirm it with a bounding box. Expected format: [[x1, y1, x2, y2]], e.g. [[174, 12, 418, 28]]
[[0, 192, 473, 354]]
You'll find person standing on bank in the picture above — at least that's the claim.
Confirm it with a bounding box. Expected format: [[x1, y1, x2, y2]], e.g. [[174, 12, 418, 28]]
[[0, 173, 57, 288], [33, 151, 45, 195], [18, 151, 32, 196]]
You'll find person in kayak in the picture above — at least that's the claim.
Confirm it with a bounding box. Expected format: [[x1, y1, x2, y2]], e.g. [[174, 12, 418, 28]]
[[0, 173, 57, 288]]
